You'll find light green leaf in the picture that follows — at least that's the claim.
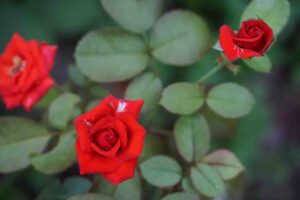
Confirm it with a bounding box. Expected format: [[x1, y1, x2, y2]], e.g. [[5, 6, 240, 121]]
[[191, 164, 225, 197], [150, 10, 211, 66], [101, 0, 162, 33], [206, 82, 255, 118], [68, 65, 88, 86], [114, 175, 142, 200], [181, 176, 198, 195], [140, 155, 182, 187], [160, 82, 205, 115], [125, 72, 163, 112], [174, 114, 210, 162], [0, 117, 51, 173], [203, 149, 245, 180], [37, 177, 92, 200], [162, 192, 199, 200], [68, 193, 114, 200], [48, 93, 81, 129], [241, 0, 290, 34], [75, 28, 149, 82], [31, 133, 76, 174], [243, 55, 272, 73]]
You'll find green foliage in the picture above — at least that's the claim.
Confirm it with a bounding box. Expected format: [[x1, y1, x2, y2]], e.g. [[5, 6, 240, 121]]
[[140, 134, 166, 162], [101, 0, 162, 33], [181, 176, 198, 195], [68, 65, 89, 87], [243, 55, 272, 73], [48, 93, 81, 130], [206, 82, 255, 118], [114, 175, 142, 200], [150, 10, 211, 66], [140, 155, 182, 187], [75, 28, 149, 82], [37, 177, 92, 200], [174, 114, 210, 162], [241, 0, 290, 34], [0, 117, 51, 173], [203, 150, 244, 180], [68, 193, 114, 200], [31, 132, 77, 174], [190, 163, 225, 197], [160, 82, 205, 115], [161, 192, 199, 200], [125, 72, 163, 112]]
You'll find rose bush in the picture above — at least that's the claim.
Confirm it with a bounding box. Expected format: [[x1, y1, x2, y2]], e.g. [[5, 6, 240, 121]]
[[219, 19, 273, 60], [73, 95, 145, 184], [0, 33, 57, 111]]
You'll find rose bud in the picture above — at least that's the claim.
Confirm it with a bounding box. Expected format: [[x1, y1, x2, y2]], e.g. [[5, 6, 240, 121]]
[[219, 19, 274, 60], [73, 95, 146, 184], [0, 33, 57, 111]]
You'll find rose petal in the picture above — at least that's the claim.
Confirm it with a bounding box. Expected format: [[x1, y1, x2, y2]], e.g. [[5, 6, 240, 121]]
[[118, 115, 146, 161], [75, 141, 121, 174], [91, 139, 121, 157], [41, 43, 58, 71], [102, 159, 137, 185], [22, 76, 54, 111], [1, 93, 24, 110]]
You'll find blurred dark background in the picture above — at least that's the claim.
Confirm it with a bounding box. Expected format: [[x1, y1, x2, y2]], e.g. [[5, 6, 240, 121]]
[[0, 0, 300, 199]]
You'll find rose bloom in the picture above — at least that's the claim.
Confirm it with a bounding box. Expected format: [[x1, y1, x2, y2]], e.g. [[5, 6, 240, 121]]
[[219, 19, 273, 60], [73, 95, 146, 184], [0, 33, 57, 111]]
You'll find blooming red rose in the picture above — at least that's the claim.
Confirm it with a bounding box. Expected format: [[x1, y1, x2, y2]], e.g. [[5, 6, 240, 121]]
[[0, 33, 57, 111], [73, 95, 145, 184], [219, 19, 273, 60]]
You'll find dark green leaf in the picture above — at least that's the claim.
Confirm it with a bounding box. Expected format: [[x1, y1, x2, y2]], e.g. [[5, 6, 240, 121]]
[[125, 72, 163, 112], [160, 82, 205, 115], [68, 193, 114, 200], [114, 175, 142, 200], [161, 192, 199, 200], [140, 155, 182, 187], [101, 0, 162, 33], [75, 28, 149, 82], [31, 132, 76, 174], [174, 114, 210, 162], [48, 93, 81, 129], [0, 117, 51, 173], [206, 82, 255, 118], [150, 10, 211, 66]]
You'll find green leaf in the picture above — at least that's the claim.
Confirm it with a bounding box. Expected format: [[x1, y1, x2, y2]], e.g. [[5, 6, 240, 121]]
[[75, 28, 149, 82], [101, 0, 162, 33], [68, 65, 88, 87], [181, 176, 198, 195], [140, 155, 182, 187], [174, 114, 210, 162], [125, 72, 163, 112], [31, 132, 77, 174], [243, 55, 272, 73], [161, 192, 199, 200], [37, 177, 92, 200], [206, 82, 255, 118], [190, 164, 225, 197], [150, 10, 211, 66], [48, 93, 81, 129], [114, 175, 142, 200], [203, 149, 245, 180], [36, 87, 60, 108], [68, 193, 114, 200], [94, 175, 116, 196], [0, 117, 51, 173], [160, 82, 205, 115], [241, 0, 290, 34]]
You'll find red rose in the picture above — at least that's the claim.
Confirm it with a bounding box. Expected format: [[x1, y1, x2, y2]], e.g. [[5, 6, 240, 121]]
[[73, 95, 145, 184], [219, 19, 273, 60], [0, 33, 57, 111]]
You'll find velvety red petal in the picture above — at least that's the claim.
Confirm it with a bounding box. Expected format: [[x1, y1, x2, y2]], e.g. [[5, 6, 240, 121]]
[[75, 141, 121, 174], [102, 159, 137, 185], [91, 139, 121, 157], [41, 43, 57, 71], [118, 115, 146, 161], [22, 76, 54, 111], [219, 25, 239, 60]]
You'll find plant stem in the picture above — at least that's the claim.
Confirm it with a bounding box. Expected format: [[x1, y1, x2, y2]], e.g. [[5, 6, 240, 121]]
[[197, 63, 223, 83]]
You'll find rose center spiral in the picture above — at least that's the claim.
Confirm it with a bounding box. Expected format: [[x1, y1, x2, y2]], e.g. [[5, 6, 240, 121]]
[[8, 55, 26, 77], [93, 129, 118, 151], [247, 26, 262, 37]]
